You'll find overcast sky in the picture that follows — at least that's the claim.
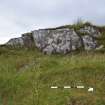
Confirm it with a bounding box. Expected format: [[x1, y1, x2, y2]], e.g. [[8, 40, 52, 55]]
[[0, 0, 105, 44]]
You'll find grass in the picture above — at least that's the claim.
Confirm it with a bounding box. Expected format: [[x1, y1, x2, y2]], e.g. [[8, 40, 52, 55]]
[[0, 21, 105, 104], [0, 47, 105, 105]]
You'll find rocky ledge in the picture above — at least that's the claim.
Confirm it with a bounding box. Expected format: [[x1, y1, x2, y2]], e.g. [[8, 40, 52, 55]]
[[6, 24, 104, 54]]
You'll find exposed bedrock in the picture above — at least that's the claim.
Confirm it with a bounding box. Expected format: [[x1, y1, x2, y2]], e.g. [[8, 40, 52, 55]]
[[33, 28, 82, 54], [6, 25, 103, 54]]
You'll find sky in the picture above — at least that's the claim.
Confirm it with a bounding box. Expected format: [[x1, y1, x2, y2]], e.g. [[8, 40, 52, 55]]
[[0, 0, 105, 44]]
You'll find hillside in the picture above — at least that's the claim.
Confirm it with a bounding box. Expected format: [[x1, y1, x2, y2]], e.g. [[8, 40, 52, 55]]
[[0, 22, 105, 105], [0, 46, 105, 105]]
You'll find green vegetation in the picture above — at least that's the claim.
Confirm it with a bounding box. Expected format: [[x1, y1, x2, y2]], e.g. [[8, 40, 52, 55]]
[[0, 46, 105, 105], [47, 19, 93, 30], [0, 21, 105, 105], [96, 32, 105, 48]]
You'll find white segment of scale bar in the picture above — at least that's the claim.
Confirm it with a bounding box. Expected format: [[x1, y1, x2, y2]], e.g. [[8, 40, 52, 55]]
[[51, 86, 58, 89], [64, 86, 71, 89], [77, 86, 85, 89]]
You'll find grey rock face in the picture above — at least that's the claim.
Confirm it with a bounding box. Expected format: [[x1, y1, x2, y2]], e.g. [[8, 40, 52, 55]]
[[32, 29, 49, 49], [6, 32, 35, 48], [22, 33, 35, 48], [33, 28, 82, 54], [6, 37, 24, 47], [82, 35, 97, 50], [79, 26, 101, 50]]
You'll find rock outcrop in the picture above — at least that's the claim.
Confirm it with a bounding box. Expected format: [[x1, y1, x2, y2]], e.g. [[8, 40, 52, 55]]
[[6, 24, 104, 54], [33, 28, 82, 54], [6, 37, 24, 47], [22, 32, 35, 48]]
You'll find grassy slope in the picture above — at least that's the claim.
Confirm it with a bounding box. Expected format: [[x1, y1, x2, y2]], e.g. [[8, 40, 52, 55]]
[[0, 47, 105, 105]]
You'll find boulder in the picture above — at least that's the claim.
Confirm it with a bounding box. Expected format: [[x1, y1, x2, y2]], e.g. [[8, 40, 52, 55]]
[[32, 28, 82, 54]]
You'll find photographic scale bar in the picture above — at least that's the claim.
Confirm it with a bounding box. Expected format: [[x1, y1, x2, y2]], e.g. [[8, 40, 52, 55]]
[[51, 86, 93, 92]]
